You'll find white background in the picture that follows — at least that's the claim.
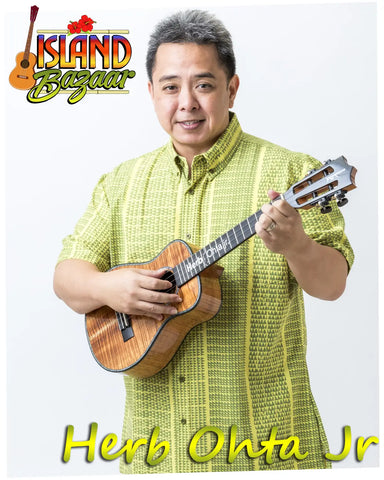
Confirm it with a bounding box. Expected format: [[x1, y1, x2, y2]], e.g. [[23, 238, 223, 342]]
[[2, 0, 382, 479]]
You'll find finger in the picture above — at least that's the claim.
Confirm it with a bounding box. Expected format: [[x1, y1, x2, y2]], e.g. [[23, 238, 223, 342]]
[[258, 212, 276, 232], [267, 189, 298, 217], [140, 289, 182, 305], [267, 189, 281, 201], [136, 300, 179, 318], [135, 268, 170, 280], [261, 203, 286, 224], [136, 268, 167, 277], [255, 219, 273, 239], [136, 269, 174, 291]]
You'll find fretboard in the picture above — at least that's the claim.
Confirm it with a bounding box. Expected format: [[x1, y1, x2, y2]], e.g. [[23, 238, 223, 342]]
[[23, 21, 35, 61], [173, 207, 266, 287]]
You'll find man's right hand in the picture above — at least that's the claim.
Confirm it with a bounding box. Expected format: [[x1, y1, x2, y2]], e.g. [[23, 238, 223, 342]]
[[53, 259, 182, 319], [97, 267, 182, 321]]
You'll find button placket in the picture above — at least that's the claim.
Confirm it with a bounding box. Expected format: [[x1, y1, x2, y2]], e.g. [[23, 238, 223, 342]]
[[175, 373, 189, 430], [175, 162, 211, 437], [182, 174, 196, 244]]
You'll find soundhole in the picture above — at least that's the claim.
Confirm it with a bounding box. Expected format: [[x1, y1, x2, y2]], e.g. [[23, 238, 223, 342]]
[[21, 59, 30, 68], [159, 269, 177, 294]]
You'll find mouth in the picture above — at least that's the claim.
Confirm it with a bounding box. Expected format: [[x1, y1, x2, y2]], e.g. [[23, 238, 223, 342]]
[[177, 119, 205, 129]]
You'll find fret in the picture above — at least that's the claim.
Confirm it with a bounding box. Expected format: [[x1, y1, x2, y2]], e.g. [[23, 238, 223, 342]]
[[176, 211, 260, 286], [244, 219, 252, 236], [246, 218, 252, 232], [174, 263, 185, 287], [239, 221, 245, 239], [233, 225, 240, 245], [197, 249, 206, 269], [232, 225, 238, 244], [226, 231, 232, 249]]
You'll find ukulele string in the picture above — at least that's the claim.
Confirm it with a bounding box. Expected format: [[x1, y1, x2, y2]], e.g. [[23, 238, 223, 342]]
[[161, 270, 176, 293]]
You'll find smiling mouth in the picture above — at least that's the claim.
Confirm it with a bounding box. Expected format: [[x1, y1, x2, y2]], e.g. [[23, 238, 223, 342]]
[[178, 120, 204, 128]]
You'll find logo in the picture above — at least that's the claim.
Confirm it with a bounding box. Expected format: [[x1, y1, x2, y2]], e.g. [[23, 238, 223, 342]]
[[185, 239, 229, 274], [9, 6, 136, 104]]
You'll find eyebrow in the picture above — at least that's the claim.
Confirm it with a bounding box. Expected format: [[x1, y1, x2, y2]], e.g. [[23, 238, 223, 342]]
[[158, 72, 216, 83]]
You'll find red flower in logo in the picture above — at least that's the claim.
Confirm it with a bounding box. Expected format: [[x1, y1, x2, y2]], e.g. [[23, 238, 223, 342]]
[[67, 15, 96, 35], [79, 15, 95, 32], [67, 21, 82, 34]]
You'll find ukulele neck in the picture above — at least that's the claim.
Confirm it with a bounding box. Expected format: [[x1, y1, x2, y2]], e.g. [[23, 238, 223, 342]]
[[23, 20, 35, 61], [173, 195, 284, 287]]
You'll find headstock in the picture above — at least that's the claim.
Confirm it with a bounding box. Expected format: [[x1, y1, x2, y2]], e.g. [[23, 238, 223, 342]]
[[285, 156, 357, 214], [30, 6, 39, 22]]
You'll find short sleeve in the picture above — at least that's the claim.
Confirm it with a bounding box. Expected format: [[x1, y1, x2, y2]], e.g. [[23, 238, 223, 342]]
[[297, 156, 355, 272], [300, 204, 354, 271], [56, 174, 111, 272]]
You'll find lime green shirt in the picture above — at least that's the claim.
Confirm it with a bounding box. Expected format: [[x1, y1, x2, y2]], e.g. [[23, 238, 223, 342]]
[[58, 113, 354, 473]]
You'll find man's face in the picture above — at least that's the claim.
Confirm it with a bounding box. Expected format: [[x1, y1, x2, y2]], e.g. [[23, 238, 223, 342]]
[[148, 43, 239, 163]]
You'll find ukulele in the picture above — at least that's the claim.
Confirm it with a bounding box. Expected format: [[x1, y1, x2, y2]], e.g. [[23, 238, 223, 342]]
[[9, 6, 39, 90], [85, 156, 357, 378]]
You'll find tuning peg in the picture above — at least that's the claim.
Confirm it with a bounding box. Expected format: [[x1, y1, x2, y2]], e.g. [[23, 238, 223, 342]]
[[319, 198, 332, 214], [336, 192, 348, 207], [321, 205, 332, 214]]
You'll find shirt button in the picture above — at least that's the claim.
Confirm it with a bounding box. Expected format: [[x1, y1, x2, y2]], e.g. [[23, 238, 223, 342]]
[[189, 188, 194, 195], [186, 234, 191, 240], [181, 419, 187, 425], [179, 375, 186, 383]]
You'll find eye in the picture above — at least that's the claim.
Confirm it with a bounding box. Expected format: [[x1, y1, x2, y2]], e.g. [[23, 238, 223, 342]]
[[163, 84, 178, 92], [197, 83, 213, 90]]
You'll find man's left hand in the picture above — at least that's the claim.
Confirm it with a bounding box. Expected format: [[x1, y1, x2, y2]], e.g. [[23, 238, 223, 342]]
[[255, 189, 310, 256]]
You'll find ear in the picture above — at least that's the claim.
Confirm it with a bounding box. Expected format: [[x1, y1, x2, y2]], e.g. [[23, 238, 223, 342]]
[[148, 81, 154, 100], [228, 74, 240, 108]]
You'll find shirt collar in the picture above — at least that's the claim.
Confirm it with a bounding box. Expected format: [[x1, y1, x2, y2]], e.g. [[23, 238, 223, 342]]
[[165, 112, 243, 181]]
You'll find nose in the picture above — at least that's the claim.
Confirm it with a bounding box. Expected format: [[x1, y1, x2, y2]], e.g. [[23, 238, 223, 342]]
[[178, 86, 199, 111]]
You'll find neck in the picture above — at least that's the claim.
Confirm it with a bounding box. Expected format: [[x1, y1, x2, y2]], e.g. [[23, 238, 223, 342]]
[[24, 20, 35, 60], [172, 198, 282, 287]]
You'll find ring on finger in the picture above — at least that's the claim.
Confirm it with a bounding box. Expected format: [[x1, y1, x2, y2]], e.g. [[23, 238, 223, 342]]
[[265, 221, 277, 232]]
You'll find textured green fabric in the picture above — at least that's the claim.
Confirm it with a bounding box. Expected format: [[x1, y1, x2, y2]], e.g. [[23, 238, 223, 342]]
[[58, 113, 354, 473]]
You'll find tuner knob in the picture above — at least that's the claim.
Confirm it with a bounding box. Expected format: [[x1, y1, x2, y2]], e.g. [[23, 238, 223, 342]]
[[320, 205, 332, 214], [336, 193, 348, 207], [319, 198, 332, 214]]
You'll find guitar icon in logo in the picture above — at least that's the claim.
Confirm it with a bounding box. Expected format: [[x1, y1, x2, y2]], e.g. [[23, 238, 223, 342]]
[[9, 6, 39, 90]]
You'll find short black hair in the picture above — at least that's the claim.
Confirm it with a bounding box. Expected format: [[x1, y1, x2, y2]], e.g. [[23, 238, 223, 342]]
[[146, 9, 236, 82]]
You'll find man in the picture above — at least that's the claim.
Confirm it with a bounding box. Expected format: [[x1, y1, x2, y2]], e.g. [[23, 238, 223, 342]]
[[54, 9, 353, 473]]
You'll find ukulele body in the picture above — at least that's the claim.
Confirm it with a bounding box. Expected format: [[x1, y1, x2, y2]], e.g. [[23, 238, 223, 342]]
[[85, 240, 223, 378], [9, 52, 37, 90]]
